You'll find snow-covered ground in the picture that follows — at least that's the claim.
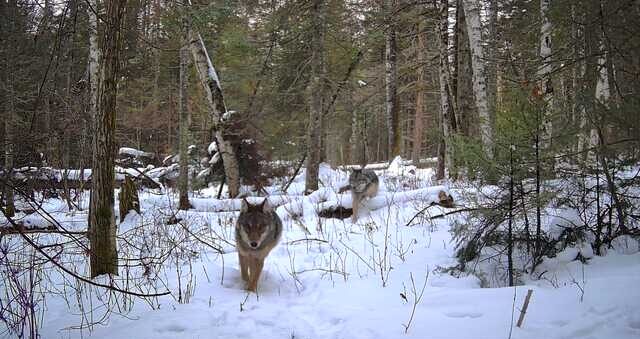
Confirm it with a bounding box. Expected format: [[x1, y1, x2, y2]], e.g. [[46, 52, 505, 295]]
[[2, 161, 639, 339]]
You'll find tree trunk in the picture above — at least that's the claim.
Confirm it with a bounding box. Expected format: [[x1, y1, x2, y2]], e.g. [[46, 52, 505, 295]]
[[454, 0, 474, 137], [412, 20, 427, 164], [538, 0, 553, 148], [89, 0, 127, 278], [436, 0, 455, 177], [88, 0, 101, 121], [385, 0, 400, 159], [487, 0, 498, 128], [304, 0, 326, 194], [118, 175, 140, 220], [187, 26, 241, 198], [178, 22, 191, 210], [462, 0, 493, 159]]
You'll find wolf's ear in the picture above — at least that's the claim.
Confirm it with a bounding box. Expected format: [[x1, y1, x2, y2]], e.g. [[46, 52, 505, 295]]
[[241, 198, 249, 213], [260, 198, 272, 213]]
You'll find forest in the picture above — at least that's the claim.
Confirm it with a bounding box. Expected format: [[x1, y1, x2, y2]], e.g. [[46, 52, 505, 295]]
[[1, 0, 639, 338]]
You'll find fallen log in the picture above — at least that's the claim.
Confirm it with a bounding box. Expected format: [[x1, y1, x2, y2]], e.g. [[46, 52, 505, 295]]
[[277, 186, 454, 220]]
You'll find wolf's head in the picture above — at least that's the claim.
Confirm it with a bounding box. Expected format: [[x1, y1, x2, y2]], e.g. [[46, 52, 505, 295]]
[[349, 168, 376, 193], [237, 199, 275, 249]]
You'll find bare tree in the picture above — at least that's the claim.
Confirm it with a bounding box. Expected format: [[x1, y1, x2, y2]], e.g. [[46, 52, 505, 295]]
[[436, 0, 455, 177], [2, 0, 16, 217], [178, 19, 190, 210], [538, 0, 553, 147], [88, 0, 127, 278], [305, 0, 326, 194], [186, 1, 242, 198], [385, 0, 400, 159], [462, 0, 493, 159], [88, 0, 101, 121], [412, 19, 427, 164]]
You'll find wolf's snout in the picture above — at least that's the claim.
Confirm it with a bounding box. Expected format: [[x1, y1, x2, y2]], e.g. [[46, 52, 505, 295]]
[[250, 241, 258, 248]]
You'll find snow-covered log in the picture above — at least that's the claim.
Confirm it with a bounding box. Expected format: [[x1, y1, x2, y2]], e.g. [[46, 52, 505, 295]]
[[277, 186, 454, 220], [189, 195, 298, 213]]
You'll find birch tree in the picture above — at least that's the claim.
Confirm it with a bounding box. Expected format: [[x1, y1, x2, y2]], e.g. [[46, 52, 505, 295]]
[[88, 0, 101, 121], [305, 0, 326, 194], [187, 14, 241, 198], [538, 0, 553, 147], [462, 0, 493, 159], [89, 0, 127, 278], [436, 0, 455, 176]]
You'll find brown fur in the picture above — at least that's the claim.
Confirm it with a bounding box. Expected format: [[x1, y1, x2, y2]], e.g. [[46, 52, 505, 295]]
[[437, 190, 455, 208], [235, 199, 282, 292]]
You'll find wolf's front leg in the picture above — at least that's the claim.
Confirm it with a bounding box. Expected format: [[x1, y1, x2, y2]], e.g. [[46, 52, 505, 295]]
[[351, 192, 360, 222], [247, 257, 265, 292], [238, 252, 249, 282]]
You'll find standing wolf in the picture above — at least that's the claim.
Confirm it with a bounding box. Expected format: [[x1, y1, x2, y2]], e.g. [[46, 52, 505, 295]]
[[345, 168, 379, 222], [235, 198, 282, 292]]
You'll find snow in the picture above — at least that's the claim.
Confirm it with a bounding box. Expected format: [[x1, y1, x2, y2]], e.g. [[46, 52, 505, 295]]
[[118, 147, 154, 159], [207, 141, 218, 155], [2, 163, 639, 339]]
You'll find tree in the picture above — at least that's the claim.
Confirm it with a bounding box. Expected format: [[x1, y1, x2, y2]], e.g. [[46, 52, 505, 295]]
[[462, 0, 493, 159], [88, 0, 127, 278], [435, 0, 455, 177], [411, 19, 427, 164], [384, 0, 400, 159], [187, 16, 242, 198], [2, 0, 16, 218], [538, 0, 553, 148], [304, 0, 326, 194], [88, 0, 101, 121], [178, 18, 191, 210]]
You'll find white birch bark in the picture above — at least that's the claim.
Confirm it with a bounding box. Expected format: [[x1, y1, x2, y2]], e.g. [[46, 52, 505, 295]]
[[437, 0, 454, 176], [88, 0, 101, 120], [462, 0, 493, 159], [186, 13, 241, 198], [589, 39, 611, 159], [538, 0, 554, 147]]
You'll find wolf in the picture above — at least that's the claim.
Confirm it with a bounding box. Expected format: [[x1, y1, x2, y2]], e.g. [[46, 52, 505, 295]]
[[344, 168, 379, 222], [235, 198, 283, 292]]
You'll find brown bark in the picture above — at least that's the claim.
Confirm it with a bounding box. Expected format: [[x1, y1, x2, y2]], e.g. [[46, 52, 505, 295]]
[[178, 22, 191, 210], [412, 21, 427, 163], [385, 0, 401, 159], [118, 175, 140, 220], [305, 0, 326, 194], [88, 0, 127, 278]]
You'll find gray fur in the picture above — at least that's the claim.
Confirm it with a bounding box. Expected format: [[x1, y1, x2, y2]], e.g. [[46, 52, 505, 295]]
[[348, 168, 379, 222]]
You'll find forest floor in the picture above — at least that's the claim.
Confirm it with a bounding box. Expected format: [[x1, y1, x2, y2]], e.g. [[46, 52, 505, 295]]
[[2, 161, 640, 339]]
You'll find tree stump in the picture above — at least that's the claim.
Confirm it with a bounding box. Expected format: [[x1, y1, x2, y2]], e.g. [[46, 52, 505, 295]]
[[119, 175, 140, 221]]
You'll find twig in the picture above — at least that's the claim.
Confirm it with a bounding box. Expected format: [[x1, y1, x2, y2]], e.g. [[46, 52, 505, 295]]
[[282, 153, 306, 193], [1, 209, 171, 298], [516, 289, 534, 328]]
